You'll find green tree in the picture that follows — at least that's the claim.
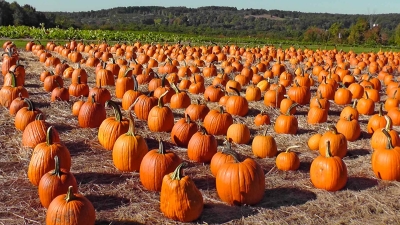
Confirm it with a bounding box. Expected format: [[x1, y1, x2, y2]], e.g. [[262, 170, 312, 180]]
[[328, 22, 342, 43], [395, 23, 400, 46], [347, 17, 368, 44]]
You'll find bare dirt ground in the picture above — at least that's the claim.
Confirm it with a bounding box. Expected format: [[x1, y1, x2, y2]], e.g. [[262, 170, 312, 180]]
[[0, 45, 400, 225]]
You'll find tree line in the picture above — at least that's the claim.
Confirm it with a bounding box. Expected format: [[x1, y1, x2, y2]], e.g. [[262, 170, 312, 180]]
[[1, 1, 400, 46]]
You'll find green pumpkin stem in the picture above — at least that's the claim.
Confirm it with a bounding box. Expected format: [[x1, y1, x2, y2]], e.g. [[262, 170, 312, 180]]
[[46, 126, 55, 146], [24, 98, 35, 111], [157, 90, 169, 108], [382, 129, 394, 149], [64, 186, 76, 203], [106, 100, 123, 122], [170, 162, 187, 180], [157, 140, 166, 154], [378, 103, 383, 117], [286, 145, 300, 153], [285, 103, 298, 116], [384, 115, 392, 131], [9, 71, 17, 87], [325, 140, 332, 158], [51, 155, 63, 177], [126, 110, 136, 136]]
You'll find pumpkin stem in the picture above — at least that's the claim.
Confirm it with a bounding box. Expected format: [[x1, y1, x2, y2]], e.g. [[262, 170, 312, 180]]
[[64, 186, 76, 203], [170, 162, 187, 180], [51, 155, 63, 177], [327, 125, 339, 134], [285, 103, 298, 116], [382, 129, 394, 149], [46, 126, 55, 146], [185, 114, 192, 124], [384, 115, 392, 131], [199, 125, 209, 135], [132, 74, 138, 91], [171, 82, 180, 94], [105, 100, 123, 122], [124, 68, 133, 77], [161, 74, 168, 87], [325, 140, 332, 158], [378, 103, 383, 117], [24, 98, 35, 111], [262, 127, 269, 136], [157, 140, 166, 154], [157, 90, 169, 108], [9, 71, 17, 88], [285, 145, 300, 153], [126, 110, 136, 136], [352, 99, 358, 109], [90, 93, 96, 103], [229, 86, 241, 96]]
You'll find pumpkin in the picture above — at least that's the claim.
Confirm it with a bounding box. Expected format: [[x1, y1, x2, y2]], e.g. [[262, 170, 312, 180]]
[[310, 140, 348, 191], [287, 80, 311, 105], [9, 92, 28, 116], [340, 100, 359, 121], [371, 116, 400, 150], [371, 129, 400, 181], [170, 114, 198, 147], [98, 100, 130, 150], [210, 140, 237, 176], [384, 90, 400, 112], [50, 80, 69, 102], [356, 91, 375, 115], [112, 111, 148, 172], [274, 103, 298, 134], [71, 63, 88, 84], [307, 98, 328, 124], [78, 94, 107, 128], [336, 114, 361, 142], [115, 68, 134, 99], [46, 186, 95, 225], [22, 114, 60, 149], [14, 98, 41, 131], [188, 73, 205, 94], [68, 76, 89, 97], [88, 81, 112, 106], [245, 85, 262, 101], [169, 83, 191, 109], [225, 87, 249, 116], [319, 125, 348, 158], [96, 62, 115, 86], [0, 71, 29, 108], [252, 128, 277, 158], [5, 64, 25, 86], [38, 156, 78, 208], [187, 126, 218, 163], [334, 83, 352, 105], [184, 100, 210, 122], [147, 91, 175, 132], [226, 123, 251, 144], [203, 106, 233, 135], [254, 110, 271, 126], [132, 91, 158, 121], [121, 75, 142, 110], [276, 146, 300, 171], [139, 140, 182, 191], [160, 163, 204, 222], [263, 85, 284, 108], [280, 96, 297, 115], [367, 103, 387, 134], [28, 126, 71, 186], [216, 151, 265, 205], [43, 72, 64, 93], [308, 133, 322, 150]]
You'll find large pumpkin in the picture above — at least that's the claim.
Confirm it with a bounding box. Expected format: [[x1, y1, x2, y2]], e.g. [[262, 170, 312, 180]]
[[187, 126, 218, 163], [216, 152, 265, 205], [147, 91, 175, 132], [46, 186, 95, 225], [170, 114, 198, 147], [203, 106, 233, 135], [78, 94, 107, 128]]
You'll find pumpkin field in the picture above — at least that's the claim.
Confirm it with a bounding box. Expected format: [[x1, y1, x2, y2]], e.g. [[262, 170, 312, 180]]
[[1, 39, 400, 225]]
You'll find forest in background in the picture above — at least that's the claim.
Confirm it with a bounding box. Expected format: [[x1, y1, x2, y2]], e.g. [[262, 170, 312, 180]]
[[1, 1, 400, 46]]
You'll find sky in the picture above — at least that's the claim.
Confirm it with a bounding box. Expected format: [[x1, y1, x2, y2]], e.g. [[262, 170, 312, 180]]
[[10, 0, 400, 15]]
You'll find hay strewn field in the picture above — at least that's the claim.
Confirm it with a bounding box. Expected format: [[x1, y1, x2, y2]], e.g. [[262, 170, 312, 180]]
[[1, 43, 400, 225]]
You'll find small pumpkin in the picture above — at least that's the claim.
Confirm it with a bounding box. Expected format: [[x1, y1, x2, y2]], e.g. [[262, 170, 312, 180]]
[[139, 140, 182, 191], [187, 126, 218, 163], [170, 114, 198, 147], [203, 106, 233, 135], [252, 128, 277, 158], [254, 110, 271, 126], [160, 163, 204, 222], [78, 93, 107, 128], [147, 91, 175, 132], [225, 87, 249, 116], [319, 125, 348, 159], [310, 140, 348, 191], [276, 145, 300, 171], [308, 133, 322, 151], [274, 103, 298, 134], [226, 123, 251, 144]]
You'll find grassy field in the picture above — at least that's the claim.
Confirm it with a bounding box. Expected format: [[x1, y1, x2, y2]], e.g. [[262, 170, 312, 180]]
[[0, 41, 400, 224]]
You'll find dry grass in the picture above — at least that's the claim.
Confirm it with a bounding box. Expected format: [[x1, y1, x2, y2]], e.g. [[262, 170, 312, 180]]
[[1, 47, 400, 225]]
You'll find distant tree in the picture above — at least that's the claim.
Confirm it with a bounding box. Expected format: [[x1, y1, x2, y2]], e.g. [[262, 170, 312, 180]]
[[347, 17, 368, 44], [395, 23, 400, 46]]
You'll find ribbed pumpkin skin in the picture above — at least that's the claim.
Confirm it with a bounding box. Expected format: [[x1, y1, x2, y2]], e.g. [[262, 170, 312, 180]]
[[170, 117, 198, 147], [9, 95, 27, 115], [252, 134, 277, 158], [310, 154, 348, 191], [160, 167, 204, 222], [112, 119, 149, 172], [14, 107, 41, 131], [78, 101, 106, 128], [318, 128, 348, 159], [372, 147, 400, 181], [274, 114, 298, 134], [187, 131, 218, 163], [147, 106, 174, 132], [38, 169, 78, 208], [46, 191, 95, 225], [226, 123, 250, 144], [98, 118, 129, 151], [22, 120, 60, 148], [122, 90, 142, 110], [28, 143, 71, 186], [216, 158, 265, 205], [210, 151, 236, 177], [203, 108, 233, 135], [139, 146, 182, 191]]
